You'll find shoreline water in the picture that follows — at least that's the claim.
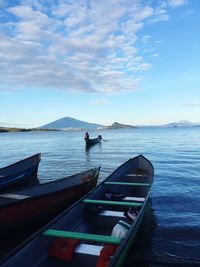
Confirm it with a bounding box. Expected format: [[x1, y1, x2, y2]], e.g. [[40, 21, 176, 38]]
[[0, 128, 200, 266]]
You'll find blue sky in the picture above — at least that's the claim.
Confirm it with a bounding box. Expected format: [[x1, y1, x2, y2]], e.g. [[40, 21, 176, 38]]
[[0, 0, 199, 127]]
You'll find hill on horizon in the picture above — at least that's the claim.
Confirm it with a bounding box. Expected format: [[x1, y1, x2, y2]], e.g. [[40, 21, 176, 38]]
[[39, 117, 103, 130], [39, 118, 200, 130], [104, 122, 137, 129], [163, 120, 199, 127]]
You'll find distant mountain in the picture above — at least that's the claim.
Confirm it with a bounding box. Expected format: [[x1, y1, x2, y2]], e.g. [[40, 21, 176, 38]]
[[163, 120, 199, 127], [104, 122, 137, 129], [39, 117, 103, 130]]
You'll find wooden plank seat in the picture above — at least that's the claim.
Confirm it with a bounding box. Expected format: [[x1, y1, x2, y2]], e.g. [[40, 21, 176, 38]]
[[75, 243, 118, 266], [83, 199, 142, 207], [104, 181, 150, 186], [98, 210, 125, 218], [75, 244, 103, 256], [44, 229, 121, 245], [124, 196, 145, 202]]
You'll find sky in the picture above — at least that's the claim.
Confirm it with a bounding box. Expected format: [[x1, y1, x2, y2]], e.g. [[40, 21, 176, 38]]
[[0, 0, 199, 127]]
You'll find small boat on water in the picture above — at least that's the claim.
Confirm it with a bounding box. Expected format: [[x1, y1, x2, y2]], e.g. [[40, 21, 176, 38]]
[[0, 167, 100, 233], [85, 134, 102, 147], [0, 153, 41, 191], [0, 155, 153, 267]]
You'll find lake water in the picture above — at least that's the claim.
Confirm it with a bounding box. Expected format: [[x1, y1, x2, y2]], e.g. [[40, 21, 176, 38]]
[[0, 127, 200, 266]]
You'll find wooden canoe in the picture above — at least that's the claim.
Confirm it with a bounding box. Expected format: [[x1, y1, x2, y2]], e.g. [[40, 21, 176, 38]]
[[0, 155, 153, 267], [0, 167, 100, 233], [85, 135, 102, 147], [0, 153, 41, 191]]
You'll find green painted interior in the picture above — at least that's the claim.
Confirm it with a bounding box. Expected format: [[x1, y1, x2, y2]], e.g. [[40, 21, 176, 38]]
[[43, 229, 122, 244], [83, 199, 142, 207], [104, 182, 150, 186]]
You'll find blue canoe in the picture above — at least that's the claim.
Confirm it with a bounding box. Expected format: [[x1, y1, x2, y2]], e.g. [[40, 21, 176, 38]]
[[0, 153, 41, 190]]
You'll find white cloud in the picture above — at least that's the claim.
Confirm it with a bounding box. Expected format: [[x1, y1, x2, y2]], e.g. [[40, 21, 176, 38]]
[[138, 63, 152, 71], [150, 7, 170, 23], [91, 99, 109, 105], [141, 35, 151, 44], [133, 6, 154, 21], [151, 53, 159, 58], [0, 0, 186, 94], [168, 0, 187, 7]]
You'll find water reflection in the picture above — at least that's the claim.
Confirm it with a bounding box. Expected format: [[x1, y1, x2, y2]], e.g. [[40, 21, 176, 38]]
[[85, 142, 102, 156], [123, 199, 157, 267]]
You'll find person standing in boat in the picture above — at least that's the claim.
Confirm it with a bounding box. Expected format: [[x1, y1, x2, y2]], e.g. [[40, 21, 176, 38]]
[[84, 132, 89, 140]]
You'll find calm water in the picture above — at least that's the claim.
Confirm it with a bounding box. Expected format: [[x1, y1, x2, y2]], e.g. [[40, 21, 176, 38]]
[[0, 127, 200, 266]]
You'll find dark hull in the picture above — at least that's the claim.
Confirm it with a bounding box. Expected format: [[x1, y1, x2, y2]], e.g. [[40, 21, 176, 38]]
[[0, 167, 100, 232], [0, 155, 153, 267], [0, 154, 41, 190], [85, 137, 101, 147]]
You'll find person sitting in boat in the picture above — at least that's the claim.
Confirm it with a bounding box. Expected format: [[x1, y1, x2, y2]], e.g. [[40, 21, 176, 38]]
[[84, 132, 89, 140], [98, 135, 102, 140]]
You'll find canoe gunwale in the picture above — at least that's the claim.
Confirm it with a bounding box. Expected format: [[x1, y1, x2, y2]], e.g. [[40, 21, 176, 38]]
[[0, 167, 100, 209], [0, 153, 41, 173]]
